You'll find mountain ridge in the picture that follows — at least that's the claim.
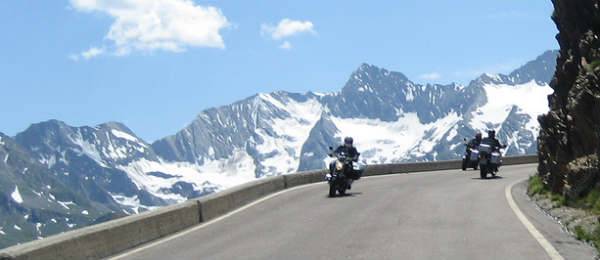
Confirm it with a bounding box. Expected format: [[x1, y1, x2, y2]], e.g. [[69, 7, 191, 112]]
[[0, 49, 558, 248]]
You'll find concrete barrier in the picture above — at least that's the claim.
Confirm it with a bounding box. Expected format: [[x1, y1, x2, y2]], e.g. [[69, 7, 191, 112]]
[[283, 170, 326, 188], [0, 200, 200, 260], [503, 155, 538, 165], [363, 160, 461, 177], [199, 175, 286, 222], [0, 155, 538, 260]]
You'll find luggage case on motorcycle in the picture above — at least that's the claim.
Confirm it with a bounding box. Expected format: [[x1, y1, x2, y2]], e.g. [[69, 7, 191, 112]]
[[479, 143, 492, 154], [490, 152, 502, 165], [469, 149, 479, 161], [352, 162, 367, 180]]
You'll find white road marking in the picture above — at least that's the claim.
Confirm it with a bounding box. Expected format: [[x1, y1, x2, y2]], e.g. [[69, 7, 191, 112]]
[[505, 178, 564, 260]]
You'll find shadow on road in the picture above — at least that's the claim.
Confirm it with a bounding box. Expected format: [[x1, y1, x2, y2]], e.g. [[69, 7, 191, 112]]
[[471, 175, 504, 180], [327, 192, 363, 198]]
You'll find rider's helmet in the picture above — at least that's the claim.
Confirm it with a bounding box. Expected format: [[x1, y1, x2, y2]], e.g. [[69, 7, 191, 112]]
[[487, 130, 496, 139], [344, 137, 354, 147], [475, 132, 482, 141]]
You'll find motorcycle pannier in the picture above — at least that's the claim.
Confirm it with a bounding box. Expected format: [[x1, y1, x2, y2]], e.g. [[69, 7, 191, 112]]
[[352, 162, 367, 180], [479, 144, 492, 154], [491, 152, 502, 165], [469, 149, 479, 161]]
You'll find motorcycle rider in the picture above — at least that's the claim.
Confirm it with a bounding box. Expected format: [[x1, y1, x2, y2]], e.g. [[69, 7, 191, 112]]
[[462, 132, 482, 170], [468, 132, 483, 148], [480, 130, 506, 173], [481, 130, 503, 150], [466, 132, 483, 156], [329, 137, 360, 188]]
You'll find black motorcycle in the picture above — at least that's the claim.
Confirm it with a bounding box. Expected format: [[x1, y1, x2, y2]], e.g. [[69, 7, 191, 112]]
[[326, 148, 359, 197], [461, 138, 479, 171], [478, 143, 503, 179]]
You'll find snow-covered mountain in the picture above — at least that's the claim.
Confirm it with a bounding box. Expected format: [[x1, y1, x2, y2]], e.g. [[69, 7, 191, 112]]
[[0, 133, 113, 248], [153, 50, 556, 171], [0, 50, 557, 248]]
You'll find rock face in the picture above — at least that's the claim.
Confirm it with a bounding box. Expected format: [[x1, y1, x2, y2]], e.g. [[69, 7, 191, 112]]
[[537, 0, 600, 198]]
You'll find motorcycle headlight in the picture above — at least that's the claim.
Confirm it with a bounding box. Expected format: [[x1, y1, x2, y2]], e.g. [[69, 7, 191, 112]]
[[335, 161, 344, 171]]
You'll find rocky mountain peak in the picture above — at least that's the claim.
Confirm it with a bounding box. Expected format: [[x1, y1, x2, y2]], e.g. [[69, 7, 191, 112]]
[[343, 63, 411, 95], [509, 50, 559, 85]]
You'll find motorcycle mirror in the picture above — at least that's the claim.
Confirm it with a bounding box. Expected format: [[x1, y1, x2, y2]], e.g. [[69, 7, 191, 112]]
[[328, 146, 333, 151]]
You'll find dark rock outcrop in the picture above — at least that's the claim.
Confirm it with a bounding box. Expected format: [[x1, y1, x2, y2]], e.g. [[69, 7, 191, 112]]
[[537, 0, 600, 198]]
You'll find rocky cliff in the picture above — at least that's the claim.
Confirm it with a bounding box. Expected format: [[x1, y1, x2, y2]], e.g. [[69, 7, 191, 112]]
[[537, 0, 600, 198]]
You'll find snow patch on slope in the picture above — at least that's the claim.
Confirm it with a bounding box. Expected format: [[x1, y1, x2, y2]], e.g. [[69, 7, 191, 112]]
[[111, 129, 144, 145], [119, 149, 256, 204], [68, 131, 108, 167], [470, 81, 553, 132], [255, 94, 323, 175], [11, 186, 23, 204], [331, 113, 461, 164], [413, 113, 462, 157]]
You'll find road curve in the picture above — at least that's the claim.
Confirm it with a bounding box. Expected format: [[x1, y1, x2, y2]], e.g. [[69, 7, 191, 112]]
[[113, 164, 576, 260]]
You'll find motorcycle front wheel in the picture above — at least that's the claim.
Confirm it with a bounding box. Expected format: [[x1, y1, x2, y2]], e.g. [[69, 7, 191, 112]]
[[329, 184, 336, 197], [461, 159, 467, 171]]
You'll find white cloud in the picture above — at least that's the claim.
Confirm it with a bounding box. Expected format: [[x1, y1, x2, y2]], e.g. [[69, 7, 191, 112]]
[[82, 47, 104, 59], [419, 72, 442, 81], [69, 0, 229, 58], [69, 46, 105, 61], [261, 18, 315, 40], [279, 41, 292, 50]]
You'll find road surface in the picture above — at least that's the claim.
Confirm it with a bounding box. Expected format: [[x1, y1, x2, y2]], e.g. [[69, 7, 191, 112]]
[[113, 164, 595, 260]]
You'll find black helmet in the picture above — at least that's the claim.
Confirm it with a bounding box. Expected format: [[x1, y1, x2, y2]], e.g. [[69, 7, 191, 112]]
[[487, 130, 496, 138], [344, 137, 354, 146], [475, 132, 482, 140]]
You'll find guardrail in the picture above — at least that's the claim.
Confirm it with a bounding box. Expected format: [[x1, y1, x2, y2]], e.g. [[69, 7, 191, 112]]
[[0, 155, 537, 260]]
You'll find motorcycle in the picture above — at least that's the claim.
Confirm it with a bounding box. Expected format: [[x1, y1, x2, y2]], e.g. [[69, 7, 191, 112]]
[[461, 138, 479, 171], [478, 143, 503, 179], [325, 147, 363, 197]]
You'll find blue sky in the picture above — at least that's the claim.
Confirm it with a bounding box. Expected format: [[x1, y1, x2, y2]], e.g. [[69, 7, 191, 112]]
[[0, 0, 558, 142]]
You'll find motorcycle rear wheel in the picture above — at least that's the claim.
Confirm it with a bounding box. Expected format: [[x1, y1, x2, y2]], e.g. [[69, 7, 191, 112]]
[[480, 166, 487, 179]]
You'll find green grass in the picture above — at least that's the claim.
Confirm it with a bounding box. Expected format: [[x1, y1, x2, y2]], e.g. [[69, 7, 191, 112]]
[[528, 175, 547, 196], [528, 176, 600, 251], [575, 225, 589, 241], [585, 59, 600, 73], [550, 193, 567, 207], [527, 175, 565, 207], [573, 224, 600, 251], [566, 188, 600, 214]]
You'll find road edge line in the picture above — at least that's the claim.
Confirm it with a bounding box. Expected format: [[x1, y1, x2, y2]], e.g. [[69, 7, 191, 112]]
[[505, 178, 564, 260]]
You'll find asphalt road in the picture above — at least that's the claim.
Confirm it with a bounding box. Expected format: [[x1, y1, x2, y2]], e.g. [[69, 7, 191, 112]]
[[113, 164, 595, 260]]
